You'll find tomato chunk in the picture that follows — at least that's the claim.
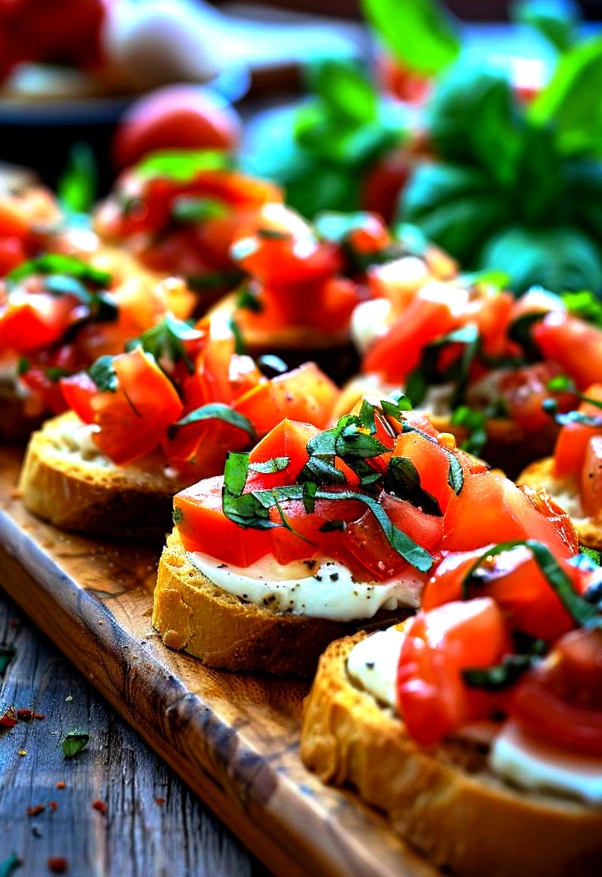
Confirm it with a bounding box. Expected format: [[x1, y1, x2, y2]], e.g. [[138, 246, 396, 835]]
[[397, 598, 510, 746]]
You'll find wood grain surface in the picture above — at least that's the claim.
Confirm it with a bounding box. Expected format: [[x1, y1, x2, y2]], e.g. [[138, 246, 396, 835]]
[[0, 445, 437, 877], [0, 589, 271, 877]]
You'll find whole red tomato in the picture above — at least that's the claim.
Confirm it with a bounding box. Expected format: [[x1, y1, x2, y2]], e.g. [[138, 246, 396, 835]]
[[112, 84, 242, 172]]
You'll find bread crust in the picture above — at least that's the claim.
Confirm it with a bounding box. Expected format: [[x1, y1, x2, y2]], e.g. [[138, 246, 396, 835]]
[[152, 529, 412, 676], [518, 457, 602, 550], [301, 634, 602, 877], [18, 412, 188, 543]]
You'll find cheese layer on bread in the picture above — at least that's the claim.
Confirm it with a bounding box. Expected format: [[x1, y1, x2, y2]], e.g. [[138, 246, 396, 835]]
[[187, 552, 423, 622]]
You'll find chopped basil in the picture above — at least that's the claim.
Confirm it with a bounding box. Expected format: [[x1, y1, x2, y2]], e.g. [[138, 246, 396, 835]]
[[61, 730, 90, 758], [249, 457, 290, 474], [383, 457, 443, 516], [135, 149, 233, 181], [462, 650, 544, 691], [451, 405, 488, 457], [228, 316, 246, 355], [171, 195, 228, 224], [0, 853, 22, 877], [256, 227, 291, 241], [8, 253, 111, 287], [237, 286, 263, 313], [169, 404, 256, 442], [138, 314, 199, 374], [0, 646, 15, 676], [89, 356, 118, 393], [173, 507, 184, 525]]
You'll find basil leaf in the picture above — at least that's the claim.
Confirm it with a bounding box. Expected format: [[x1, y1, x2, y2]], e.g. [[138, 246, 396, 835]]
[[304, 59, 378, 126], [384, 457, 443, 516], [479, 225, 602, 295], [462, 539, 602, 628], [458, 268, 510, 290], [0, 646, 15, 676], [361, 0, 460, 76], [462, 652, 541, 691], [0, 853, 22, 877], [138, 314, 200, 372], [171, 195, 229, 223], [237, 287, 263, 313], [428, 56, 524, 187], [400, 163, 511, 265], [513, 0, 579, 54], [562, 289, 602, 326], [249, 457, 290, 474], [62, 730, 89, 758], [450, 406, 488, 457], [135, 149, 232, 181], [529, 34, 602, 155], [169, 404, 256, 442], [8, 253, 111, 287], [302, 481, 318, 514], [58, 141, 97, 214], [89, 356, 118, 392], [320, 520, 347, 532]]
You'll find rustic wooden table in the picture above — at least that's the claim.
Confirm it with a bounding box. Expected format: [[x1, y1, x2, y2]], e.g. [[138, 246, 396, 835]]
[[0, 587, 273, 877]]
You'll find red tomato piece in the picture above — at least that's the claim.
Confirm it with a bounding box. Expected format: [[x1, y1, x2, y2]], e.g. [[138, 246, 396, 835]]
[[423, 545, 584, 642], [91, 348, 183, 465], [112, 85, 242, 172], [397, 598, 510, 746], [498, 362, 578, 434], [233, 363, 339, 438], [392, 428, 455, 513], [163, 416, 252, 481], [580, 434, 602, 519], [0, 291, 77, 352], [442, 472, 576, 559], [533, 312, 602, 390], [247, 419, 319, 489], [60, 372, 98, 423], [174, 475, 272, 567], [509, 628, 602, 756], [362, 285, 463, 382]]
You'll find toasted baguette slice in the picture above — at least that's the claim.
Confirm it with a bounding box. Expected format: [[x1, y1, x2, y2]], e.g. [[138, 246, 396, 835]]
[[18, 411, 188, 542], [153, 529, 412, 676], [301, 633, 602, 877], [517, 457, 602, 550]]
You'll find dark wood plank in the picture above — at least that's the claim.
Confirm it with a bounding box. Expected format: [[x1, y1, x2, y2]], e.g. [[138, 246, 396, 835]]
[[0, 589, 272, 877], [0, 445, 437, 877]]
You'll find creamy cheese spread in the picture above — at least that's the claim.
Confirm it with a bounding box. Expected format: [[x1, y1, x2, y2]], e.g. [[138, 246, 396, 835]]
[[186, 552, 423, 622]]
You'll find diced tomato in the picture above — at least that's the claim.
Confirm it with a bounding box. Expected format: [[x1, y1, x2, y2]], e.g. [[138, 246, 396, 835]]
[[423, 545, 584, 642], [90, 348, 183, 465], [553, 384, 602, 480], [174, 475, 273, 567], [498, 362, 578, 434], [533, 312, 602, 390], [163, 416, 252, 480], [268, 496, 364, 566], [509, 628, 602, 756], [362, 284, 464, 382], [580, 434, 602, 519], [392, 428, 456, 513], [343, 494, 442, 580], [442, 471, 576, 559], [397, 598, 510, 746], [0, 236, 26, 275], [246, 419, 319, 489], [464, 290, 514, 359], [231, 204, 343, 288], [0, 291, 77, 352], [233, 363, 339, 438], [60, 372, 98, 423]]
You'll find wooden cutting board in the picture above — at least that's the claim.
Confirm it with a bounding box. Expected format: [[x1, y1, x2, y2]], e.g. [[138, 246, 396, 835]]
[[0, 445, 437, 877]]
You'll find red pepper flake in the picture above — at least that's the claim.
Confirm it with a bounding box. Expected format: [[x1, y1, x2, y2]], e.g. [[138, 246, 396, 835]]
[[48, 857, 68, 873], [16, 708, 33, 721], [0, 706, 18, 728], [155, 797, 165, 805], [56, 782, 66, 790], [92, 799, 107, 814], [49, 801, 58, 811], [27, 805, 45, 816], [33, 712, 46, 720]]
